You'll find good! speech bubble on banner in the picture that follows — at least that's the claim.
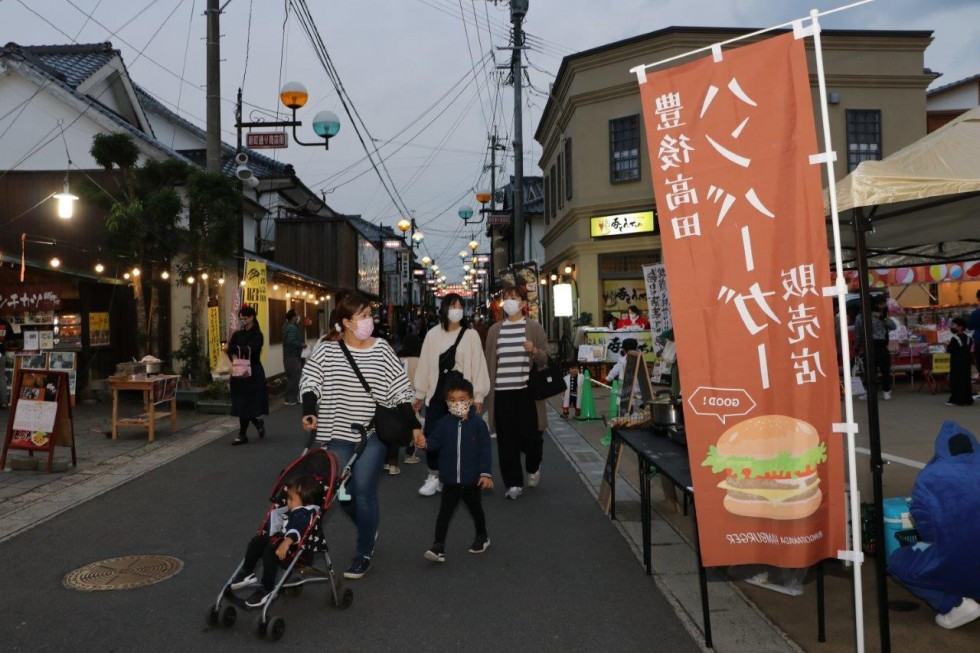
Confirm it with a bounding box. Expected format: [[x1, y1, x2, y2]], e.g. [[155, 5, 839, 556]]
[[686, 387, 756, 424]]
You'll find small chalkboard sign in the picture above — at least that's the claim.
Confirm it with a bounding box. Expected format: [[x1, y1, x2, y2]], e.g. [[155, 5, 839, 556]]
[[618, 351, 654, 414], [598, 435, 623, 514], [1, 369, 76, 473]]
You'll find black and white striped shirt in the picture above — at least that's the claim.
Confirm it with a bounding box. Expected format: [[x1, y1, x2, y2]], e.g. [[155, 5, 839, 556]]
[[495, 319, 530, 391], [300, 339, 414, 444]]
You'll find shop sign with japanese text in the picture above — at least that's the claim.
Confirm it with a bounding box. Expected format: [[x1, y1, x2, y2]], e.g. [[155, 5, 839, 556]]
[[639, 33, 845, 568], [590, 211, 655, 238], [0, 286, 63, 313]]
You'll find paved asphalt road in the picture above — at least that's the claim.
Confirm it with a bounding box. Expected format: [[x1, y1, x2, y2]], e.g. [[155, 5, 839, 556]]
[[1, 406, 702, 652]]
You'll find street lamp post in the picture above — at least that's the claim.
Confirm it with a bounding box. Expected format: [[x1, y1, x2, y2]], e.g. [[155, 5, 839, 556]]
[[397, 218, 424, 318]]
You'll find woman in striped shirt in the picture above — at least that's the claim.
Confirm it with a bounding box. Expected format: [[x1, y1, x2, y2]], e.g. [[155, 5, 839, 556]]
[[484, 285, 549, 500], [300, 291, 424, 580]]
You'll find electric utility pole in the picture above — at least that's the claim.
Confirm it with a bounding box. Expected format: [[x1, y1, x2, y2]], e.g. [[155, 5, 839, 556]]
[[510, 0, 528, 263], [205, 0, 222, 173]]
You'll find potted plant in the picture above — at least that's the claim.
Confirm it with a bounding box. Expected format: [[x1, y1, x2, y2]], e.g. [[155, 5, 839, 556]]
[[197, 379, 232, 415]]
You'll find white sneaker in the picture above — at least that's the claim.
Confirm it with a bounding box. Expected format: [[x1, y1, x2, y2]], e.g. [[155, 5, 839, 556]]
[[388, 465, 401, 475], [504, 486, 523, 500], [418, 474, 442, 496], [856, 394, 868, 401], [527, 471, 541, 488], [230, 572, 258, 591], [936, 597, 980, 629], [883, 391, 892, 400]]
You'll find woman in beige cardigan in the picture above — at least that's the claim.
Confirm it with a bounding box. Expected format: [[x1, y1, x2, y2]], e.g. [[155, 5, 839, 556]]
[[484, 285, 549, 500]]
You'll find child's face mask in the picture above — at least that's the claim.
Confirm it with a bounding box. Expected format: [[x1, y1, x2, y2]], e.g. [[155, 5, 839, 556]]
[[448, 399, 472, 418]]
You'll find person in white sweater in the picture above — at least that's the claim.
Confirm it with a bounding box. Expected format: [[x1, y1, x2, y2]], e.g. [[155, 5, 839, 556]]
[[413, 293, 491, 497]]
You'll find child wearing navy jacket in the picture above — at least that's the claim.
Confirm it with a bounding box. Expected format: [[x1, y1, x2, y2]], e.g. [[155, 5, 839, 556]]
[[231, 474, 321, 608], [424, 376, 493, 562]]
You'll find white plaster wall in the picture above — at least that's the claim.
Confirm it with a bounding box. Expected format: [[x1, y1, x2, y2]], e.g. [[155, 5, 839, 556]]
[[927, 84, 979, 111]]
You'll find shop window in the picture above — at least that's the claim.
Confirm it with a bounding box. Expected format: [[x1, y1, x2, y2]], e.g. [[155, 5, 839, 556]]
[[268, 299, 286, 344], [564, 137, 573, 200], [846, 109, 881, 172], [599, 251, 661, 276], [609, 115, 641, 183]]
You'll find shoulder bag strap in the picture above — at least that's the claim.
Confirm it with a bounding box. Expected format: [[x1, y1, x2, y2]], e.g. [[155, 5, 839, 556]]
[[339, 340, 374, 398], [446, 326, 466, 357]]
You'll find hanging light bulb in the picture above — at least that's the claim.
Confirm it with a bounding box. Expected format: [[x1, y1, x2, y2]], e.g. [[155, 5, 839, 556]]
[[200, 272, 208, 281], [218, 277, 225, 285], [53, 180, 78, 219], [50, 257, 61, 268], [273, 284, 279, 291], [123, 272, 130, 280], [187, 275, 195, 284], [239, 280, 246, 287], [161, 270, 170, 280], [132, 267, 141, 277], [94, 261, 105, 274]]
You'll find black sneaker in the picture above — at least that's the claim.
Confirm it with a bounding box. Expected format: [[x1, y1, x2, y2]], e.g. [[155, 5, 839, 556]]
[[245, 588, 271, 609], [257, 420, 266, 439], [468, 536, 490, 554], [343, 555, 371, 579], [424, 543, 446, 563]]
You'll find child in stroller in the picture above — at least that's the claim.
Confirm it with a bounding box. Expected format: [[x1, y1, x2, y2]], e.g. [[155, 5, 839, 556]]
[[209, 435, 362, 641], [231, 473, 321, 609]]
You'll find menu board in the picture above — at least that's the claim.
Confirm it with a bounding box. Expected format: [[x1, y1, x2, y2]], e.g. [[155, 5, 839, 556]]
[[1, 369, 76, 473]]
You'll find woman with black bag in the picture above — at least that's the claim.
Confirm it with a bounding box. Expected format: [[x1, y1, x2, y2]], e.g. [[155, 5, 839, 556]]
[[229, 305, 268, 446], [300, 291, 424, 580], [413, 293, 491, 497], [484, 285, 549, 500]]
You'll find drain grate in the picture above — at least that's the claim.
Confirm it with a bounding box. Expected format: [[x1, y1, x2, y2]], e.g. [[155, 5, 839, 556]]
[[63, 555, 183, 591]]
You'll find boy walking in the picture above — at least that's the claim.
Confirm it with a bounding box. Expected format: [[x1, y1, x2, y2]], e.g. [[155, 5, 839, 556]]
[[424, 376, 493, 562]]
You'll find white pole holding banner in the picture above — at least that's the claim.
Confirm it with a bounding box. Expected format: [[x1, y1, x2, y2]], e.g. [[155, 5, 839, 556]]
[[807, 9, 866, 652]]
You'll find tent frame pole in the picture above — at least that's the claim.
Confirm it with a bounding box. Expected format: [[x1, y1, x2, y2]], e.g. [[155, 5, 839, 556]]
[[853, 205, 891, 653]]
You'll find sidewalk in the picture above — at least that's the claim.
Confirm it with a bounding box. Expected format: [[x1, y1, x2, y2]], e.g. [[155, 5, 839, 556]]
[[0, 394, 239, 542]]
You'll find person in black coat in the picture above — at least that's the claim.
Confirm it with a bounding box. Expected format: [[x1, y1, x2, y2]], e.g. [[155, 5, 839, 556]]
[[229, 305, 269, 445], [945, 317, 974, 407]]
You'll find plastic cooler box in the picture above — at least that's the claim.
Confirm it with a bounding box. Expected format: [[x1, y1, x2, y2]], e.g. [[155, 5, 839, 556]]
[[882, 497, 912, 561]]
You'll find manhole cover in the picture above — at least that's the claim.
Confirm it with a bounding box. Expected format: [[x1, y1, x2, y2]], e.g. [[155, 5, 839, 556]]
[[63, 555, 183, 591]]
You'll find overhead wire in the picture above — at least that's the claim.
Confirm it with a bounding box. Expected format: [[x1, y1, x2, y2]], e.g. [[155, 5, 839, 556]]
[[289, 0, 416, 223]]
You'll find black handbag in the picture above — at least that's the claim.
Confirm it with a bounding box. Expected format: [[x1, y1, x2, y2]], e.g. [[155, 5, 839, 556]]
[[435, 327, 467, 391], [339, 342, 413, 447], [528, 356, 567, 400]]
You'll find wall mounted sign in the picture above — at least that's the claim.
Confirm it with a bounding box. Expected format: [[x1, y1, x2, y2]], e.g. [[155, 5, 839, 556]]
[[590, 211, 655, 238]]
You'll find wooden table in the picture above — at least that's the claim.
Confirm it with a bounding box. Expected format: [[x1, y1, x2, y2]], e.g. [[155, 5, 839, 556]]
[[108, 375, 180, 442]]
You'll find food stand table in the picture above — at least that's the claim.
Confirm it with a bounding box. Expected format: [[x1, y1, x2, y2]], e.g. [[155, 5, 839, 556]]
[[107, 375, 180, 442], [610, 427, 829, 648]]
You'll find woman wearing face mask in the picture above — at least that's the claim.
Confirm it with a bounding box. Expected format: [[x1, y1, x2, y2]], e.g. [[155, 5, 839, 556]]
[[300, 291, 425, 580], [413, 293, 491, 497], [484, 285, 549, 500], [229, 305, 269, 446]]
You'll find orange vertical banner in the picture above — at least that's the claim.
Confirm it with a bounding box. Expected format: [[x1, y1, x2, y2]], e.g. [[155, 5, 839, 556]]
[[639, 33, 845, 568]]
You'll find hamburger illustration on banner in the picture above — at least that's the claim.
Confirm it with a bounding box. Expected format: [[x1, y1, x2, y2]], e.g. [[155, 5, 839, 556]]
[[701, 415, 826, 521]]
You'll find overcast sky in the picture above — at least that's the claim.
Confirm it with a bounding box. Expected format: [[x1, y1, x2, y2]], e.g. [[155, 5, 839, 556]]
[[5, 0, 978, 283]]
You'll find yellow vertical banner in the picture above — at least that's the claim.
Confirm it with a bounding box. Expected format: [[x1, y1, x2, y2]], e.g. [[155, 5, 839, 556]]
[[243, 259, 269, 363], [207, 305, 221, 370]]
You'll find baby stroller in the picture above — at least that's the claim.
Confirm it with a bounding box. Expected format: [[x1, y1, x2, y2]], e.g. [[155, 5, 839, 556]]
[[207, 426, 367, 641]]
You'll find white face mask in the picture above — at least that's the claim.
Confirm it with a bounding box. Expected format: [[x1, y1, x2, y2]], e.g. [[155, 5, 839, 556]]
[[502, 299, 521, 316], [447, 308, 464, 323]]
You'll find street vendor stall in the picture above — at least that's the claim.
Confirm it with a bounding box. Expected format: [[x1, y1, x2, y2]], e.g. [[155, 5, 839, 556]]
[[107, 373, 180, 442]]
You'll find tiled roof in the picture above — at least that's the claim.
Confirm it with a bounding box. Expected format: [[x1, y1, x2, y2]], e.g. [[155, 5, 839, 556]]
[[345, 214, 398, 244], [134, 85, 295, 180], [7, 42, 116, 89], [499, 175, 544, 213], [928, 72, 980, 96]]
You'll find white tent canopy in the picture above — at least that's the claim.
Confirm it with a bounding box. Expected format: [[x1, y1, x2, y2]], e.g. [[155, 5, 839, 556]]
[[825, 106, 980, 267]]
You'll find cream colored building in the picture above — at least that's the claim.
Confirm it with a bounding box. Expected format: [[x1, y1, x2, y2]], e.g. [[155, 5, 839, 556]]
[[535, 26, 935, 333]]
